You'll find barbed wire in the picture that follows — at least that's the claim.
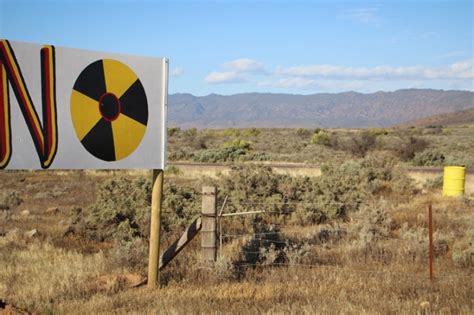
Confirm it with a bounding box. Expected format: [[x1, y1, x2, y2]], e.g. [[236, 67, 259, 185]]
[[223, 200, 317, 206], [222, 231, 288, 238], [235, 262, 467, 280]]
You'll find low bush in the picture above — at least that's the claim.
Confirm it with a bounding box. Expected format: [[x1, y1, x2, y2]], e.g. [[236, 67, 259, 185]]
[[222, 128, 241, 137], [344, 130, 377, 157], [0, 191, 22, 210], [423, 126, 443, 135], [193, 139, 252, 163], [296, 128, 312, 138], [394, 136, 429, 161], [241, 128, 261, 137], [72, 177, 200, 242], [168, 127, 181, 137], [423, 176, 443, 190], [452, 220, 473, 268], [74, 177, 151, 242], [310, 131, 331, 146], [168, 148, 195, 161], [223, 138, 252, 150], [412, 149, 445, 166], [219, 153, 416, 223], [194, 147, 247, 163]]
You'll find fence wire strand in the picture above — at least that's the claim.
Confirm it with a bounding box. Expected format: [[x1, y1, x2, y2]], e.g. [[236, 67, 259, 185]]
[[235, 262, 467, 280]]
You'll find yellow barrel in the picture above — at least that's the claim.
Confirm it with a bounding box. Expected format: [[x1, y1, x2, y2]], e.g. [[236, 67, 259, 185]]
[[443, 166, 465, 197]]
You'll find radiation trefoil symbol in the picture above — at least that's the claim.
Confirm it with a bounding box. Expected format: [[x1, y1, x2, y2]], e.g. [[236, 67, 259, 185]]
[[70, 59, 148, 161]]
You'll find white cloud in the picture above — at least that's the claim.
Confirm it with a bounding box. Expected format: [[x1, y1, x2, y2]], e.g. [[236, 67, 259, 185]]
[[205, 58, 267, 84], [277, 61, 474, 80], [205, 71, 247, 84], [338, 8, 380, 25], [223, 58, 266, 74], [205, 58, 473, 91], [170, 67, 184, 77], [434, 51, 467, 60]]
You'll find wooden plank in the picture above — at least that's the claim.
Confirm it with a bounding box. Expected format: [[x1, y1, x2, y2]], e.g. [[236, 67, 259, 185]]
[[159, 217, 202, 270]]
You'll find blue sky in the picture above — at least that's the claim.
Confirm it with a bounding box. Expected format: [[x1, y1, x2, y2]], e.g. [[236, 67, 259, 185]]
[[1, 0, 472, 95]]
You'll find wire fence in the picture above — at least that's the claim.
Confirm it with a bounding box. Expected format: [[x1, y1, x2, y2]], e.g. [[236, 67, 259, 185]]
[[235, 262, 467, 281], [212, 198, 470, 282]]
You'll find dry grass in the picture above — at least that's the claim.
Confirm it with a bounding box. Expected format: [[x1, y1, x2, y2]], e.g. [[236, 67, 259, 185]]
[[0, 230, 107, 313], [42, 266, 474, 314], [1, 166, 473, 314]]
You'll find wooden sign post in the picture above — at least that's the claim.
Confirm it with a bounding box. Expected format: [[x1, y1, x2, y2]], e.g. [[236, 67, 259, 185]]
[[147, 169, 164, 289]]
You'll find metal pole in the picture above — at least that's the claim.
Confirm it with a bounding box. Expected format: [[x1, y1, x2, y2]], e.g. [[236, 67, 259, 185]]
[[218, 196, 228, 258], [147, 169, 164, 289], [428, 204, 434, 281]]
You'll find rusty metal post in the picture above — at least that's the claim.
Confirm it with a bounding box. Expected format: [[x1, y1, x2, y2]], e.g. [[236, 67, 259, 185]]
[[201, 186, 217, 262], [428, 204, 434, 281]]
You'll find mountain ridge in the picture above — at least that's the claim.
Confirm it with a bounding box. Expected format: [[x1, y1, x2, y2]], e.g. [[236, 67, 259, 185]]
[[168, 89, 474, 128], [399, 107, 474, 127]]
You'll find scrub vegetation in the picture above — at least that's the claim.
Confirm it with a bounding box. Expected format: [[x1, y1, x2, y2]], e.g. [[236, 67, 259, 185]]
[[0, 124, 473, 314], [168, 124, 474, 167]]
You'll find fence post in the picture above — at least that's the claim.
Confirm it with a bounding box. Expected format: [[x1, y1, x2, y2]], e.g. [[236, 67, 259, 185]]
[[201, 186, 217, 262], [428, 203, 434, 280]]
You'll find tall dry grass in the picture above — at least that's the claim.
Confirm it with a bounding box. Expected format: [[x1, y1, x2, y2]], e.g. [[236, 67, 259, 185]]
[[0, 230, 107, 313]]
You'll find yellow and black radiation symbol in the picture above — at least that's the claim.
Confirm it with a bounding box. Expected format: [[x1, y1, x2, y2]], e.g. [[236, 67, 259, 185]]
[[70, 59, 148, 161]]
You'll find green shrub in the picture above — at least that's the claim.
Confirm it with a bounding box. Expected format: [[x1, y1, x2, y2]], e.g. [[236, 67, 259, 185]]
[[218, 154, 415, 223], [241, 128, 261, 137], [193, 138, 252, 163], [222, 138, 252, 151], [73, 177, 151, 242], [194, 147, 247, 163], [296, 128, 311, 138], [168, 148, 195, 161], [368, 128, 389, 136], [394, 136, 429, 161], [452, 221, 473, 268], [412, 150, 445, 166], [310, 132, 331, 146], [162, 183, 200, 231], [183, 128, 197, 138], [345, 130, 377, 157], [168, 127, 181, 137], [423, 176, 443, 190], [422, 126, 443, 135], [72, 176, 201, 242], [353, 201, 394, 247], [222, 128, 241, 137]]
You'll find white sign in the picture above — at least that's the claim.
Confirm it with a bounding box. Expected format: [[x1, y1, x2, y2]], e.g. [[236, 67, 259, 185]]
[[0, 40, 167, 169]]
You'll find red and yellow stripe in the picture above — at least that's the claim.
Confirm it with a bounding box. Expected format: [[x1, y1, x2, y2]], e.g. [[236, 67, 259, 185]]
[[0, 63, 11, 168], [41, 45, 57, 167], [0, 40, 57, 169]]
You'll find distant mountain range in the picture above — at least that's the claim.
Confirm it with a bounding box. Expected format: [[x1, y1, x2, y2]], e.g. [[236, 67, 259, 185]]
[[168, 89, 474, 128], [400, 107, 474, 127]]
